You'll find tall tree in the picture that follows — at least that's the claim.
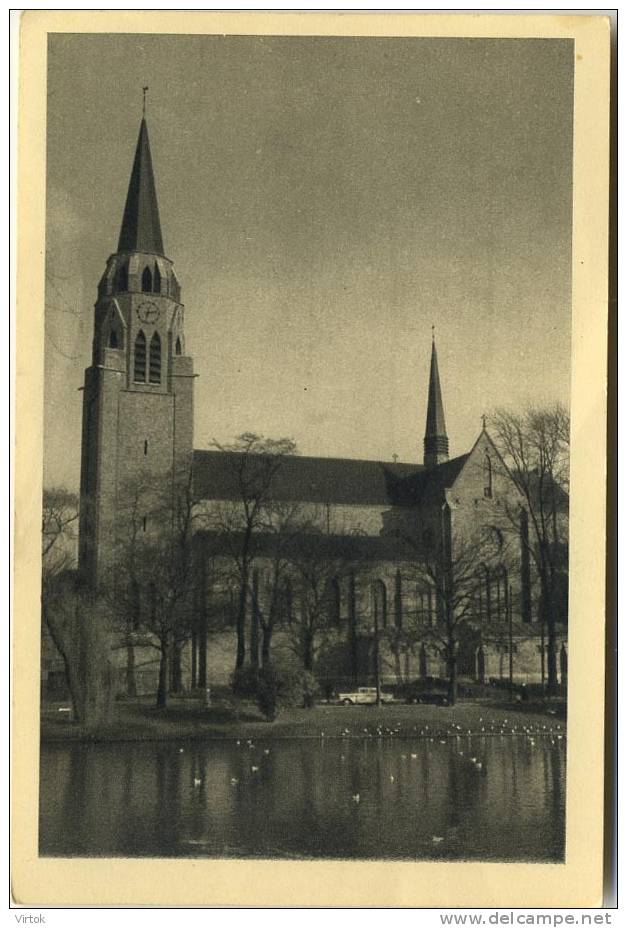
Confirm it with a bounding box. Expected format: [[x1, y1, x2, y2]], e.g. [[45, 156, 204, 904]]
[[41, 488, 116, 726], [112, 467, 197, 708], [489, 404, 569, 694], [284, 528, 365, 679], [398, 511, 502, 705], [208, 433, 298, 672], [245, 499, 307, 669]]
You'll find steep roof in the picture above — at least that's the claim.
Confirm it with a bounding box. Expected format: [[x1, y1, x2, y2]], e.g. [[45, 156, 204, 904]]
[[117, 118, 164, 255], [192, 450, 422, 507], [393, 453, 470, 506]]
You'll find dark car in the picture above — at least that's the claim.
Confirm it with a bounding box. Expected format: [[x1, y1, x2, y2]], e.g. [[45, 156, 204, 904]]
[[413, 691, 449, 706]]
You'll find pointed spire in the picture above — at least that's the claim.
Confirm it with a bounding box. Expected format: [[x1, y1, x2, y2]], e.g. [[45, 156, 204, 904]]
[[117, 116, 164, 255], [423, 335, 449, 467]]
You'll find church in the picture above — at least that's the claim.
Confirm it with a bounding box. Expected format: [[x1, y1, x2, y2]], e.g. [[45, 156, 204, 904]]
[[76, 114, 566, 697]]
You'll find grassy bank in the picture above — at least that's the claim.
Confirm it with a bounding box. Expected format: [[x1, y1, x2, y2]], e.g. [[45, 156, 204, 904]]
[[41, 696, 566, 744]]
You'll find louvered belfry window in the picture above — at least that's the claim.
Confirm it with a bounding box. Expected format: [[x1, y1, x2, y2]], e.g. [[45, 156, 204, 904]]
[[149, 332, 161, 384], [134, 331, 147, 382], [141, 265, 153, 292]]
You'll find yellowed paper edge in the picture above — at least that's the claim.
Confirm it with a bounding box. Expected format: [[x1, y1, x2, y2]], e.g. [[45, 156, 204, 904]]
[[13, 10, 610, 907]]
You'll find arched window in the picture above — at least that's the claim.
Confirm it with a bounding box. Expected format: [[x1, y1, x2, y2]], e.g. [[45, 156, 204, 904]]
[[475, 565, 489, 621], [141, 265, 153, 293], [495, 566, 508, 621], [394, 569, 403, 628], [280, 579, 293, 625], [149, 332, 161, 384], [419, 643, 428, 679], [175, 336, 182, 356], [476, 646, 486, 683], [116, 263, 128, 292], [108, 328, 119, 349], [327, 578, 341, 626], [372, 580, 387, 630], [484, 454, 493, 498], [153, 264, 162, 294], [133, 331, 146, 382], [484, 565, 492, 620], [417, 583, 433, 626]]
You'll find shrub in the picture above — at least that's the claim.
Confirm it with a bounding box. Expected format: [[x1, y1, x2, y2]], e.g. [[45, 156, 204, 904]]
[[231, 665, 320, 720]]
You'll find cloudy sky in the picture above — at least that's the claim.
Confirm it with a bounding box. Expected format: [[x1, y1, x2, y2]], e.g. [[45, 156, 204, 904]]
[[45, 34, 573, 491]]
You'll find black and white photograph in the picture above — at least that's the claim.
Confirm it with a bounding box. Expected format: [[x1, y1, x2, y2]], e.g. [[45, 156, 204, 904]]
[[12, 10, 611, 909]]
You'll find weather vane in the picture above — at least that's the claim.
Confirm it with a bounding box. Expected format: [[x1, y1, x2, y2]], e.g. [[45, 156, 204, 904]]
[[142, 86, 149, 116], [431, 324, 435, 342]]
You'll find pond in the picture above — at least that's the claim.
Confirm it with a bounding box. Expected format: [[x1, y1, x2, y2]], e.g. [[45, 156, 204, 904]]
[[39, 734, 565, 861]]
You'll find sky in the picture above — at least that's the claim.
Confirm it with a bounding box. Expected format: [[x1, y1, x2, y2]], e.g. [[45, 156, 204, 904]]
[[45, 34, 573, 491]]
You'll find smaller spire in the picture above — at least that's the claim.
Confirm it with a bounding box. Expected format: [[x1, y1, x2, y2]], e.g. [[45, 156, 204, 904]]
[[423, 336, 449, 468]]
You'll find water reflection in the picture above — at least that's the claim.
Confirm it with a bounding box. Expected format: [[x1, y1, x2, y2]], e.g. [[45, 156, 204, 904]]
[[40, 735, 565, 861]]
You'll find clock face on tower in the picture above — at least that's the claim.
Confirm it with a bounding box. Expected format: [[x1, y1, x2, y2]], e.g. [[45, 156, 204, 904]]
[[136, 300, 160, 325]]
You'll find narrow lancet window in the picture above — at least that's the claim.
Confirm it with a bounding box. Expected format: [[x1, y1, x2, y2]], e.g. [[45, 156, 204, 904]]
[[418, 584, 433, 626], [175, 336, 182, 355], [153, 264, 162, 294], [373, 580, 387, 630], [394, 569, 403, 628], [108, 329, 119, 349], [149, 332, 161, 384], [329, 578, 341, 626], [484, 454, 493, 498], [134, 331, 147, 382], [142, 265, 153, 292]]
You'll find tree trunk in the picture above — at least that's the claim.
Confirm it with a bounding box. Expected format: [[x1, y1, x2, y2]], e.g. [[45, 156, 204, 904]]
[[542, 570, 559, 695], [191, 628, 197, 690], [126, 577, 140, 696], [42, 603, 81, 721], [156, 644, 168, 708], [348, 571, 358, 680], [261, 624, 272, 668], [198, 604, 207, 689], [44, 594, 116, 728], [235, 572, 247, 671], [250, 569, 260, 669], [302, 630, 314, 672], [171, 641, 183, 694], [447, 652, 458, 706]]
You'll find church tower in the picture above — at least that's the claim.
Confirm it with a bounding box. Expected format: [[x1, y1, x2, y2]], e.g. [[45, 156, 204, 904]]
[[423, 334, 449, 467], [78, 112, 194, 587]]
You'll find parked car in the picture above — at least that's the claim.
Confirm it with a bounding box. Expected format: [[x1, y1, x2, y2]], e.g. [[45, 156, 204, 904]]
[[337, 686, 394, 705], [413, 691, 449, 706], [391, 679, 450, 705]]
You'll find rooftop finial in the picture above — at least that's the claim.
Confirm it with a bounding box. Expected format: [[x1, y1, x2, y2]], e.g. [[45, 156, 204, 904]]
[[142, 86, 149, 117], [431, 324, 435, 343], [481, 413, 487, 430]]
